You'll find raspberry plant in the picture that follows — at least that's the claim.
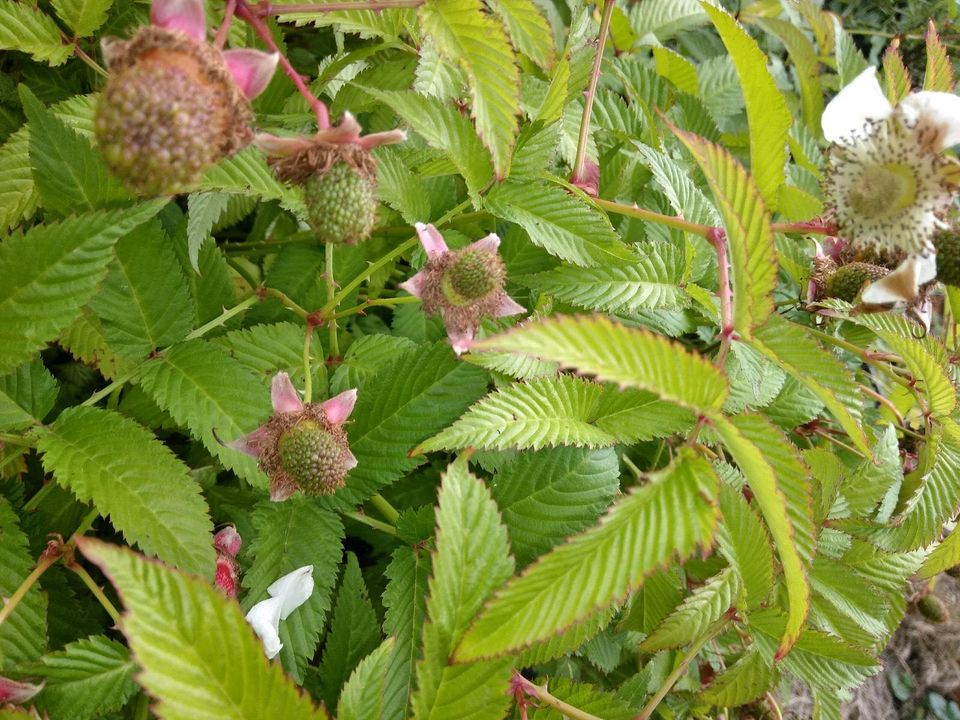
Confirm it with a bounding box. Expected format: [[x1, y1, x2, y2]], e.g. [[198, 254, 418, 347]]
[[2, 1, 960, 720]]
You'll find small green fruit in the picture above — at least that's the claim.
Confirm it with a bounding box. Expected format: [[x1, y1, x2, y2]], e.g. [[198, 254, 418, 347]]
[[278, 420, 349, 495], [934, 231, 960, 287], [441, 250, 502, 306], [304, 161, 377, 245], [917, 594, 949, 623], [825, 262, 889, 302]]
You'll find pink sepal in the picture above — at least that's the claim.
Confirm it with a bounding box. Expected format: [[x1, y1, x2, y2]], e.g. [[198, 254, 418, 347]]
[[468, 233, 501, 254], [399, 270, 428, 299], [223, 49, 279, 99], [448, 328, 475, 355], [415, 222, 449, 259], [496, 295, 526, 317], [253, 132, 315, 157], [271, 372, 304, 414], [226, 425, 272, 458], [0, 676, 43, 704], [320, 388, 358, 425], [213, 526, 242, 557], [344, 448, 358, 471], [150, 0, 206, 41], [357, 128, 407, 150], [270, 476, 298, 502], [570, 159, 600, 196]]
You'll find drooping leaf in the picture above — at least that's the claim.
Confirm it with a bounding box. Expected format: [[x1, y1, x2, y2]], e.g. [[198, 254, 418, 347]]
[[241, 497, 344, 683], [712, 414, 814, 658], [716, 484, 774, 610], [37, 406, 215, 576], [0, 202, 165, 374], [670, 125, 776, 338], [79, 540, 328, 720], [411, 458, 515, 720], [455, 451, 718, 661], [702, 4, 790, 208], [473, 314, 728, 412], [419, 0, 520, 176]]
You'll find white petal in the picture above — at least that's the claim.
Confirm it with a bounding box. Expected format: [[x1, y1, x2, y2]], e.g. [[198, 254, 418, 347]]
[[267, 565, 314, 620], [245, 597, 283, 659], [861, 255, 934, 304], [822, 67, 893, 143], [899, 91, 960, 151]]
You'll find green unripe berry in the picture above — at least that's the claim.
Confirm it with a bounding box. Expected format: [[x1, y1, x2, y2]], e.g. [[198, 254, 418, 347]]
[[917, 594, 949, 623], [304, 161, 377, 245], [934, 231, 960, 287], [441, 250, 500, 305], [825, 262, 889, 302], [278, 420, 347, 495]]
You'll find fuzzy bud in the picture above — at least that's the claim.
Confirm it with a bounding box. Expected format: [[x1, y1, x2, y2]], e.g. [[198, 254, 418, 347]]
[[213, 526, 242, 558], [934, 229, 960, 286], [918, 594, 949, 623]]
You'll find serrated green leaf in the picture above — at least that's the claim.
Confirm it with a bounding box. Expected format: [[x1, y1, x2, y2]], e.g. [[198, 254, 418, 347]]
[[26, 635, 137, 720], [381, 547, 431, 720], [414, 37, 466, 102], [487, 0, 554, 70], [518, 607, 616, 666], [338, 638, 395, 720], [492, 446, 620, 567], [0, 360, 57, 431], [199, 148, 304, 215], [752, 317, 869, 455], [748, 608, 879, 691], [37, 406, 215, 576], [417, 376, 617, 453], [340, 342, 489, 504], [420, 0, 519, 176], [375, 146, 431, 224], [723, 341, 786, 413], [362, 89, 492, 197], [483, 180, 633, 267], [701, 646, 777, 706], [59, 307, 134, 382], [703, 4, 790, 208], [186, 192, 230, 274], [712, 414, 814, 658], [758, 18, 823, 134], [0, 202, 164, 374], [671, 126, 775, 338], [50, 0, 109, 36], [530, 678, 634, 720], [652, 46, 697, 94], [0, 496, 47, 668], [523, 242, 687, 312], [213, 322, 304, 381], [455, 450, 718, 661], [716, 484, 773, 610], [79, 540, 328, 720], [0, 1, 71, 64], [280, 6, 412, 39], [412, 458, 515, 720], [240, 497, 343, 684], [330, 334, 418, 395], [0, 128, 38, 232], [643, 569, 740, 651], [883, 42, 912, 103], [89, 221, 193, 360], [832, 15, 869, 87], [473, 314, 728, 412], [20, 86, 128, 214], [138, 340, 272, 486], [809, 557, 889, 639], [629, 0, 707, 42], [318, 553, 381, 711]]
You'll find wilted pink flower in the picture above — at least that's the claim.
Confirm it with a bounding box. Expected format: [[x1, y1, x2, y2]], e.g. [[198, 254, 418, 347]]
[[401, 223, 526, 354], [95, 0, 279, 196], [255, 113, 406, 245], [227, 374, 358, 500], [213, 525, 242, 558], [0, 676, 43, 704], [213, 526, 242, 597], [570, 159, 600, 196]]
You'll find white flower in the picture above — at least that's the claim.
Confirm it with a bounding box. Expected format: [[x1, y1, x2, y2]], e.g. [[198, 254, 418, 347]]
[[245, 565, 314, 659], [821, 67, 960, 303]]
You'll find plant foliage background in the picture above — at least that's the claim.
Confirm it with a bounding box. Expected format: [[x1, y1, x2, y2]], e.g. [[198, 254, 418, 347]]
[[2, 0, 960, 719]]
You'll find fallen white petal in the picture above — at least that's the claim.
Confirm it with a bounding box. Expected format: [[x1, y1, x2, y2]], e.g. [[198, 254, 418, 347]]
[[822, 67, 893, 143], [267, 565, 314, 620], [245, 596, 284, 659], [899, 91, 960, 151]]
